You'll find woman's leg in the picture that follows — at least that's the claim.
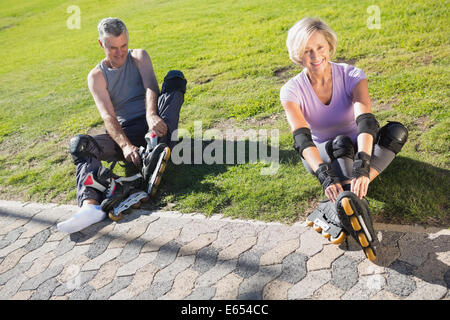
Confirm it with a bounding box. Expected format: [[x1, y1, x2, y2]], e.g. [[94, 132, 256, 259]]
[[301, 136, 355, 186], [369, 121, 408, 180]]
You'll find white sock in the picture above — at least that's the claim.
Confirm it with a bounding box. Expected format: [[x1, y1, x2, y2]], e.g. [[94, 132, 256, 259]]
[[57, 204, 106, 233]]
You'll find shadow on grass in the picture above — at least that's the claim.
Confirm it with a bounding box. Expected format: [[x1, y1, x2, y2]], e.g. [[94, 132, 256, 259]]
[[368, 156, 449, 226], [149, 138, 449, 226], [145, 138, 283, 214]]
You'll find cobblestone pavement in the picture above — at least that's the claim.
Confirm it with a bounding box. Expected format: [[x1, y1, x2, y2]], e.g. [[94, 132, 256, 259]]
[[0, 200, 448, 300]]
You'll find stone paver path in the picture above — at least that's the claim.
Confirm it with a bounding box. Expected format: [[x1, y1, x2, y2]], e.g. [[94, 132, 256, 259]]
[[0, 200, 448, 300]]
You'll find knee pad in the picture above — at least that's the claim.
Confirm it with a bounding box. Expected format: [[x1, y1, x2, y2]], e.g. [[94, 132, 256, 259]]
[[69, 134, 102, 163], [376, 121, 408, 154], [161, 70, 187, 94], [326, 135, 355, 160]]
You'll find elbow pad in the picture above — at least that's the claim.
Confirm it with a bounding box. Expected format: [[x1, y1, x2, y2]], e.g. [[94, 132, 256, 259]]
[[293, 127, 316, 159], [356, 113, 379, 140]]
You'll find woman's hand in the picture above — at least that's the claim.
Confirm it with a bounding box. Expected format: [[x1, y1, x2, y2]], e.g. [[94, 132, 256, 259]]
[[351, 176, 370, 199], [325, 183, 344, 203]]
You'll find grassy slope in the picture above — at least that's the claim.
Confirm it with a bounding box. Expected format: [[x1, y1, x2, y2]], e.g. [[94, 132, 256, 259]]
[[0, 0, 448, 226]]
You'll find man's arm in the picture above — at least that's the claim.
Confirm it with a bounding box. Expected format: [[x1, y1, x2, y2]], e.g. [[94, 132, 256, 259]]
[[132, 49, 167, 137], [87, 68, 141, 167]]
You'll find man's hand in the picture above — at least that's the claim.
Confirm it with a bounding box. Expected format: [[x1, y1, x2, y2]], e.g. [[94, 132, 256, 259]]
[[122, 144, 142, 168], [148, 114, 168, 137]]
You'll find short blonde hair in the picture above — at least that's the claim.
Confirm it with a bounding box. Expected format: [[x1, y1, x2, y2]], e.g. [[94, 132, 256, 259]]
[[286, 17, 337, 66]]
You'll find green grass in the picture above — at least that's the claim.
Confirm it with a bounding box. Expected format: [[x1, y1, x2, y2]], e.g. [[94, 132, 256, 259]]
[[0, 0, 448, 227]]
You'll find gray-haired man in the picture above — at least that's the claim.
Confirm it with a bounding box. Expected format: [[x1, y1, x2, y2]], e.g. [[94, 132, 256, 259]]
[[58, 17, 186, 233]]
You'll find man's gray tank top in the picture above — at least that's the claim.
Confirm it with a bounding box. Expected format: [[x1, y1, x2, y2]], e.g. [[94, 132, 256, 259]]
[[97, 49, 146, 125]]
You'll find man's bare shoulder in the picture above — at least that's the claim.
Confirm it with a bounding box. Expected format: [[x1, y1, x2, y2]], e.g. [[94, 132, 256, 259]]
[[88, 66, 103, 80], [131, 49, 150, 63], [87, 67, 106, 88]]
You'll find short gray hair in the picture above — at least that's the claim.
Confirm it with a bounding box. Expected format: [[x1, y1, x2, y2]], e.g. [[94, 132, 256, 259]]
[[97, 17, 128, 45], [286, 17, 337, 66]]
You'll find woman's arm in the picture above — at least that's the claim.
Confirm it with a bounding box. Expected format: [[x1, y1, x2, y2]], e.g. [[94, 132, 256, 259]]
[[282, 101, 322, 170], [282, 100, 343, 202], [351, 79, 377, 198], [353, 79, 373, 155]]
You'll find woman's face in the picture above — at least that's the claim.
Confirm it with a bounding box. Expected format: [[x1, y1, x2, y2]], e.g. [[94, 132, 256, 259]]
[[301, 31, 331, 74]]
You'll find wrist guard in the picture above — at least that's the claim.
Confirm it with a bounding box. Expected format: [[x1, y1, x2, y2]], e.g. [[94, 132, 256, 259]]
[[315, 163, 340, 191], [352, 151, 371, 179]]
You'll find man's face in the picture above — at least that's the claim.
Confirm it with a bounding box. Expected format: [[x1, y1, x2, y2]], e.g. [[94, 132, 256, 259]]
[[99, 32, 129, 68]]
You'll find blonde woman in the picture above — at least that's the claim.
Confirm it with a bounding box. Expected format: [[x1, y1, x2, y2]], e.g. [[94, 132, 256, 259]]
[[280, 18, 408, 261]]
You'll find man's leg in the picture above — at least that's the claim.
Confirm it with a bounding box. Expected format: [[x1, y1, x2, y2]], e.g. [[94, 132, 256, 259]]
[[157, 70, 186, 149], [58, 133, 121, 233], [72, 133, 120, 207], [138, 70, 186, 196]]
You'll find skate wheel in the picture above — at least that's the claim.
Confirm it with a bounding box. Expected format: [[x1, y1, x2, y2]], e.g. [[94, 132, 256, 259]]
[[358, 233, 369, 247], [350, 216, 361, 231], [341, 198, 354, 216], [322, 232, 331, 239], [364, 247, 376, 261], [342, 197, 354, 216], [331, 231, 346, 245], [306, 219, 314, 227], [131, 202, 141, 209], [154, 175, 162, 187], [159, 161, 167, 174], [313, 225, 322, 233], [109, 211, 123, 221], [163, 148, 171, 161]]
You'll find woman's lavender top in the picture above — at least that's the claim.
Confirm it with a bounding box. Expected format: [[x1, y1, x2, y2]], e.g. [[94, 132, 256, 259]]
[[280, 62, 367, 143]]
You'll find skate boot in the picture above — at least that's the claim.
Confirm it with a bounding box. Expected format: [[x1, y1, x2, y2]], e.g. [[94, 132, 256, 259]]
[[94, 167, 146, 221], [336, 191, 377, 261], [306, 199, 347, 245], [139, 132, 171, 197]]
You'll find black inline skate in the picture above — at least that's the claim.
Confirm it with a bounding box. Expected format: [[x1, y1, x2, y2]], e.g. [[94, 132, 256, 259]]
[[306, 199, 347, 245], [335, 191, 377, 261]]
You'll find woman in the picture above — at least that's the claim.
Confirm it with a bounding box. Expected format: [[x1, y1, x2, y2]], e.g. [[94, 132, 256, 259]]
[[280, 18, 408, 261]]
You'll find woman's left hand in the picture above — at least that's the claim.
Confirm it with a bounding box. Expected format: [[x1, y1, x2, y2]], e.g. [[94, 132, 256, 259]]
[[351, 176, 370, 199]]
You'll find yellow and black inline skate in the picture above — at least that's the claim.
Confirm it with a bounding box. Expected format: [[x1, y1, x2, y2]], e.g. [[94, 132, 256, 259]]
[[336, 191, 377, 261]]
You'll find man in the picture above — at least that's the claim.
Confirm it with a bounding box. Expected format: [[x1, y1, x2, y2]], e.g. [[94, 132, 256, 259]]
[[58, 17, 186, 233]]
